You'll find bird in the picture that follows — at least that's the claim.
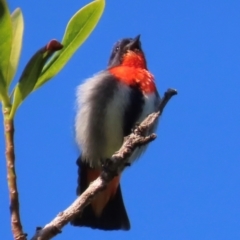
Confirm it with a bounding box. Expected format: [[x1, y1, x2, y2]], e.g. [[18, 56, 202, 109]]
[[71, 35, 161, 231]]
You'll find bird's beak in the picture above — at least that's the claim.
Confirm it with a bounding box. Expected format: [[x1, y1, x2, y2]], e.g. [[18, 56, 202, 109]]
[[126, 35, 141, 51]]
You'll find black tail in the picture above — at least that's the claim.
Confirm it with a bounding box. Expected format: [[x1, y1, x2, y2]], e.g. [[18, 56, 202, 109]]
[[71, 157, 130, 231]]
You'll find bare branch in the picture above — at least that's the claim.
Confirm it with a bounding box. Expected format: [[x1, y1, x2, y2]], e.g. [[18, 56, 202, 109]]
[[31, 88, 177, 240], [3, 107, 27, 240]]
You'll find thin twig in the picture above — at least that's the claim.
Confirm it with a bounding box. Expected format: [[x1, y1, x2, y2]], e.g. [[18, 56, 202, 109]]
[[3, 106, 27, 240], [31, 88, 177, 240]]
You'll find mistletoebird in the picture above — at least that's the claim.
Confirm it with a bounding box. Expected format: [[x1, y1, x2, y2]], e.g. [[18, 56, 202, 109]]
[[71, 35, 161, 230]]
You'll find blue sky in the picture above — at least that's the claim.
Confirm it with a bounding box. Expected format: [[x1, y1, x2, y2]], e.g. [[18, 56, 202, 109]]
[[1, 0, 240, 239]]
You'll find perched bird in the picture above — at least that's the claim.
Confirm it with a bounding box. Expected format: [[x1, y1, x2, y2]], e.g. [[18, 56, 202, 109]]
[[71, 35, 161, 230]]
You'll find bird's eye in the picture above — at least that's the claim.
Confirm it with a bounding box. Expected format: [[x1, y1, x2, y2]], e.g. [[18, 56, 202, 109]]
[[114, 46, 120, 52]]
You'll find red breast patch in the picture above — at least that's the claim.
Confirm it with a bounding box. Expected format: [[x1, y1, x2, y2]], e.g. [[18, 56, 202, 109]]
[[109, 51, 156, 94]]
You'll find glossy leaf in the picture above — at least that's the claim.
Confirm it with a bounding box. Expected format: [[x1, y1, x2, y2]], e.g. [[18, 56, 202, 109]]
[[0, 71, 9, 104], [34, 0, 105, 90], [6, 8, 24, 86], [0, 0, 13, 91], [0, 71, 5, 101], [10, 40, 63, 118]]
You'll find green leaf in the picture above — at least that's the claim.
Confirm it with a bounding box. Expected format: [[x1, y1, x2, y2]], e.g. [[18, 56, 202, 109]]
[[10, 40, 63, 118], [0, 0, 13, 91], [34, 0, 105, 90], [0, 70, 5, 99], [6, 8, 24, 86], [0, 70, 10, 105]]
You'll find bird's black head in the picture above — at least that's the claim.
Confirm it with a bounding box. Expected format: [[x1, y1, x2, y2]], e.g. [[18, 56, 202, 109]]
[[108, 35, 143, 68]]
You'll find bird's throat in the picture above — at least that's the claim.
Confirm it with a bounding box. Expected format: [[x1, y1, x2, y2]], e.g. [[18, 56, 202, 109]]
[[122, 51, 147, 69], [109, 66, 156, 94]]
